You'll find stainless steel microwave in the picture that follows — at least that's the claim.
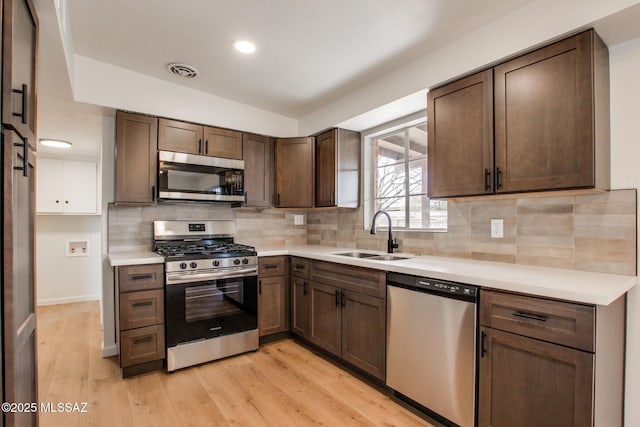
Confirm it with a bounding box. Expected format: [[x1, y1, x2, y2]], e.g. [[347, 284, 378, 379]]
[[158, 150, 245, 202]]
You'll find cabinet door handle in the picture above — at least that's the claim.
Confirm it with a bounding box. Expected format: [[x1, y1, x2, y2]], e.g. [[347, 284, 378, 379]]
[[12, 84, 28, 124], [480, 331, 487, 358], [330, 191, 335, 205], [13, 137, 29, 177], [335, 290, 340, 306], [258, 279, 262, 295], [130, 274, 153, 281], [341, 291, 345, 307], [294, 264, 304, 271], [263, 264, 279, 270], [133, 336, 153, 345], [484, 169, 491, 192], [277, 193, 280, 206], [205, 139, 209, 154], [496, 167, 503, 190], [132, 301, 153, 308], [512, 311, 548, 322], [198, 139, 202, 153], [152, 185, 156, 202], [303, 281, 308, 296]]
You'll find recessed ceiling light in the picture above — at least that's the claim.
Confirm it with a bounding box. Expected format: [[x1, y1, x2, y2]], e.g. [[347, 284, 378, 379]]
[[233, 40, 256, 54], [40, 139, 72, 149]]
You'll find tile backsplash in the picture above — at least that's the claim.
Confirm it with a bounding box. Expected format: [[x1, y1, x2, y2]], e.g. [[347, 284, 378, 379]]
[[108, 189, 636, 275]]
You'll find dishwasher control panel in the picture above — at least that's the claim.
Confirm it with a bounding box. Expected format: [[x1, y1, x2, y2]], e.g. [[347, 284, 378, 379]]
[[416, 279, 478, 297]]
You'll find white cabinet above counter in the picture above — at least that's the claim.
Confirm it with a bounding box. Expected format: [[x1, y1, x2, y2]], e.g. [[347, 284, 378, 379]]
[[37, 158, 98, 215], [256, 245, 636, 306]]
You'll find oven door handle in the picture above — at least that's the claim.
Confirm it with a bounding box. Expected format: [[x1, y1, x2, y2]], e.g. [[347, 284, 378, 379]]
[[166, 267, 257, 285]]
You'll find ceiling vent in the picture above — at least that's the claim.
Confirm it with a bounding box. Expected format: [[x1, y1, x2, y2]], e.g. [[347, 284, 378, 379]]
[[166, 63, 199, 79]]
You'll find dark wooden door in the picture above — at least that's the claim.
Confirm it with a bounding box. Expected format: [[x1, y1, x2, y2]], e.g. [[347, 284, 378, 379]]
[[157, 118, 202, 155], [2, 0, 38, 141], [3, 129, 37, 427], [258, 276, 287, 337], [478, 327, 594, 427], [308, 282, 341, 357], [341, 291, 386, 380], [315, 130, 336, 207], [427, 69, 494, 198], [243, 133, 274, 207], [275, 137, 314, 208], [115, 111, 158, 204], [290, 276, 310, 338], [494, 31, 596, 193], [203, 126, 242, 159]]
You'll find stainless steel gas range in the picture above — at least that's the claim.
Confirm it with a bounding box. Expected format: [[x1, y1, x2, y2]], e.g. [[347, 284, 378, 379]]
[[153, 220, 258, 371]]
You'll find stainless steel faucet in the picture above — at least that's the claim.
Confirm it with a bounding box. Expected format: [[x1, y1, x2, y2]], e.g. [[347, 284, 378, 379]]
[[370, 210, 399, 254]]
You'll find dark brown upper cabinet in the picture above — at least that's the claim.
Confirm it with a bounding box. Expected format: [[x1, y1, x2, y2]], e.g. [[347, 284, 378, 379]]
[[243, 132, 274, 207], [2, 0, 38, 141], [315, 129, 360, 208], [158, 118, 242, 159], [428, 70, 494, 198], [115, 111, 158, 205], [427, 29, 609, 198], [275, 137, 315, 208]]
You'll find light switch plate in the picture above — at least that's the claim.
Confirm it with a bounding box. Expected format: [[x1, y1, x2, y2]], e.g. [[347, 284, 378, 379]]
[[491, 219, 504, 239], [293, 214, 304, 226]]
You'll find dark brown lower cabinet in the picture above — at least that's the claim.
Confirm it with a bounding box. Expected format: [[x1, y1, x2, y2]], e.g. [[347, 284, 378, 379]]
[[478, 327, 593, 427], [290, 275, 310, 338], [258, 276, 288, 337], [302, 260, 386, 381]]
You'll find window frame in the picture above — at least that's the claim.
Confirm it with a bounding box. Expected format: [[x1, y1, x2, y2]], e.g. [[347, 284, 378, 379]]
[[362, 110, 446, 232]]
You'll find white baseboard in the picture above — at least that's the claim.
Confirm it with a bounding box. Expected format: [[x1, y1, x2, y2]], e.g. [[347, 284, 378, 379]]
[[101, 343, 118, 358], [37, 294, 100, 306]]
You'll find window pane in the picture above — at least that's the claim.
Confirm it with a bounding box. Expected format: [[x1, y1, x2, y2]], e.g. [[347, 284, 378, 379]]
[[374, 134, 405, 167], [408, 159, 427, 195], [430, 199, 448, 229], [374, 197, 405, 228], [376, 164, 405, 198], [408, 196, 448, 229], [408, 124, 427, 160]]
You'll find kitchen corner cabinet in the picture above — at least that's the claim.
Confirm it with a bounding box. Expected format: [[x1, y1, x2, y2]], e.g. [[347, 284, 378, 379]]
[[2, 0, 38, 142], [290, 257, 311, 338], [158, 118, 243, 159], [308, 260, 386, 381], [478, 289, 625, 427], [315, 128, 360, 208], [115, 111, 158, 204], [275, 137, 314, 208], [37, 158, 97, 214], [258, 256, 289, 337], [243, 133, 274, 207], [115, 263, 165, 378], [428, 29, 610, 198]]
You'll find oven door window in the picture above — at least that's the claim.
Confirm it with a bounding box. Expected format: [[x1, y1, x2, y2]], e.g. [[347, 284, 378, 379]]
[[185, 280, 244, 322]]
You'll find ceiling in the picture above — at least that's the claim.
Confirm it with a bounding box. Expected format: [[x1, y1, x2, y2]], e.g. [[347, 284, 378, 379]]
[[66, 0, 537, 119]]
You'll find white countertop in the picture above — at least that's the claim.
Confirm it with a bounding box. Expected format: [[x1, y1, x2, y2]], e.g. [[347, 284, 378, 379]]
[[107, 245, 636, 306], [108, 252, 164, 266], [257, 245, 637, 306]]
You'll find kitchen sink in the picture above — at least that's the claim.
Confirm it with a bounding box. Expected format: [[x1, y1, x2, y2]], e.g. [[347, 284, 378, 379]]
[[334, 251, 380, 258], [334, 252, 410, 261]]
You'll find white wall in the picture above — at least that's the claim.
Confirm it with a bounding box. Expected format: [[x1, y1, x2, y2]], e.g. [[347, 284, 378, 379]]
[[36, 215, 101, 305], [609, 35, 640, 426]]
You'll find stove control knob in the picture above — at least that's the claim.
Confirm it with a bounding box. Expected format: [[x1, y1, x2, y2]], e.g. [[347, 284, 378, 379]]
[[233, 259, 241, 265], [212, 260, 220, 267], [179, 262, 187, 270], [242, 258, 249, 265], [190, 262, 198, 269]]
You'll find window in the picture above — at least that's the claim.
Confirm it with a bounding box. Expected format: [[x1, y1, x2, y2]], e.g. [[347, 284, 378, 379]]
[[364, 114, 447, 231]]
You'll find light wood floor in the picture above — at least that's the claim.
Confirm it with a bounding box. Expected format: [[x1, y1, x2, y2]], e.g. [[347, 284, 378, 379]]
[[37, 301, 436, 427]]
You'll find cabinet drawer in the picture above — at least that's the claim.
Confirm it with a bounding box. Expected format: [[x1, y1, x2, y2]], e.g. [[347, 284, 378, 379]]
[[480, 290, 595, 352], [310, 260, 386, 299], [291, 257, 310, 279], [259, 256, 286, 277], [120, 290, 164, 330], [120, 325, 165, 368], [118, 264, 164, 292]]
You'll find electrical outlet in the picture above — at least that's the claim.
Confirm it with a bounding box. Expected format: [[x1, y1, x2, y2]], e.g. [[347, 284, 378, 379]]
[[293, 214, 304, 226], [491, 219, 504, 239]]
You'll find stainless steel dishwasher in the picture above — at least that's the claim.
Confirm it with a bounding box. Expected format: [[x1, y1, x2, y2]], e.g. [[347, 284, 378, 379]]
[[386, 272, 479, 427]]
